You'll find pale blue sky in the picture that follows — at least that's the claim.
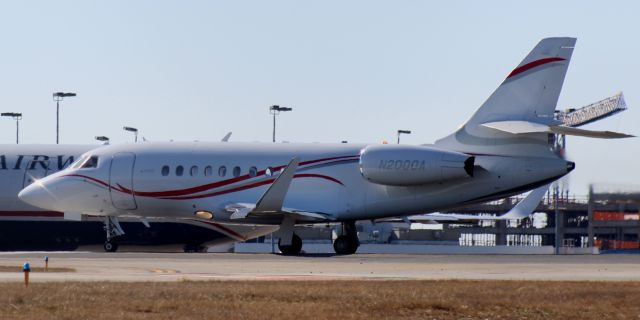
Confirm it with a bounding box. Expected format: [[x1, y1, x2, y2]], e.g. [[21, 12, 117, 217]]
[[0, 1, 638, 194]]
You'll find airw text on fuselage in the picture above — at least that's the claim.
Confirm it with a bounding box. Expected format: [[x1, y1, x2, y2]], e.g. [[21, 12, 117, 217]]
[[0, 155, 75, 170]]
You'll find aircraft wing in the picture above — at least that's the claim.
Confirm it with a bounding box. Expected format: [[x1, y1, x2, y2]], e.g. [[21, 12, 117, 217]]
[[225, 203, 334, 222], [223, 157, 335, 223], [395, 183, 550, 223]]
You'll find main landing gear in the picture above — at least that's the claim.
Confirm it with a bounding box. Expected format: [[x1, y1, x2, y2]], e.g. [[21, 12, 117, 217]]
[[276, 221, 360, 256], [103, 216, 125, 253], [333, 221, 359, 255], [183, 244, 206, 253], [278, 233, 302, 255]]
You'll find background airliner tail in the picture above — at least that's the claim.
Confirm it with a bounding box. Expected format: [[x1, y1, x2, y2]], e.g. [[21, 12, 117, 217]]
[[435, 37, 577, 157]]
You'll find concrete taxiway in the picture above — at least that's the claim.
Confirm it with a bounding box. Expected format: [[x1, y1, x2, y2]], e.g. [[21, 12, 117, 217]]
[[2, 252, 640, 282]]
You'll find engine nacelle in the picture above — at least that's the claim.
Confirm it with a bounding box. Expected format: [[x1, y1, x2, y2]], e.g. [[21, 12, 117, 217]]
[[359, 145, 474, 186]]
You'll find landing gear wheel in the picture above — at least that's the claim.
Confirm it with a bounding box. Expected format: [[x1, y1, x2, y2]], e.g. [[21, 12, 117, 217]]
[[103, 241, 118, 252], [183, 244, 203, 253], [333, 235, 359, 255], [103, 216, 124, 253], [278, 234, 303, 255]]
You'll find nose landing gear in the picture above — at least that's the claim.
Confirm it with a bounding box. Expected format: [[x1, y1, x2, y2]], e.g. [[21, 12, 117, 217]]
[[103, 240, 118, 252], [103, 216, 125, 253]]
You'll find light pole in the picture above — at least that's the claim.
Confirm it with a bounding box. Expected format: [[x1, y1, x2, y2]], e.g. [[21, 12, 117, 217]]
[[1, 112, 22, 144], [95, 136, 110, 144], [123, 126, 138, 142], [269, 105, 292, 143], [53, 92, 76, 144], [397, 130, 411, 144]]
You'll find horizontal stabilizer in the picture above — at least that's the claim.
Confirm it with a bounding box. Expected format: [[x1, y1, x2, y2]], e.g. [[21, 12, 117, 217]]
[[481, 121, 634, 139], [550, 125, 634, 139]]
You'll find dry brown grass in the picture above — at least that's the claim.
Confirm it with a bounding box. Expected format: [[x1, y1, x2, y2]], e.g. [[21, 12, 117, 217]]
[[0, 280, 638, 320], [0, 265, 76, 273]]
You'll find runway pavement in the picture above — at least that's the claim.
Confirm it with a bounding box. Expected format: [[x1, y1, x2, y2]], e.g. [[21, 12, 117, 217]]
[[2, 252, 640, 282]]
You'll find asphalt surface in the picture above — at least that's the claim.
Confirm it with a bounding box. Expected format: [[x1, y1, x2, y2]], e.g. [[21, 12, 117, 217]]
[[2, 252, 640, 282]]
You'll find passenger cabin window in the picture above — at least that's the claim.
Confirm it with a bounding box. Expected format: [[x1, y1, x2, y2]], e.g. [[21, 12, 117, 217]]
[[233, 166, 241, 177], [218, 166, 227, 177], [176, 165, 184, 176], [161, 166, 170, 176], [190, 166, 199, 176], [80, 156, 98, 169], [204, 166, 212, 176], [249, 166, 258, 177]]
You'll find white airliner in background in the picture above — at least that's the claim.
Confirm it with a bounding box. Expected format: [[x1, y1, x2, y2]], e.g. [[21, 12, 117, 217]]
[[19, 37, 632, 255], [0, 144, 275, 252]]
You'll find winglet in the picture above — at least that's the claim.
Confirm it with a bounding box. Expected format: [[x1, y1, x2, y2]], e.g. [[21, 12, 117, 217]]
[[253, 157, 300, 213], [404, 183, 550, 222], [499, 183, 550, 219]]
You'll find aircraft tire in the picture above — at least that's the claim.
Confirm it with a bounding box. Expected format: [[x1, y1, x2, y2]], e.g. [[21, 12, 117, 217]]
[[333, 235, 359, 255], [278, 234, 302, 255], [183, 244, 200, 253], [103, 241, 118, 253]]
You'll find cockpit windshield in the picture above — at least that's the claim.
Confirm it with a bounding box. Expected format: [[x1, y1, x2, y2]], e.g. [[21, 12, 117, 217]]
[[81, 156, 99, 169], [71, 155, 99, 169], [70, 155, 88, 169]]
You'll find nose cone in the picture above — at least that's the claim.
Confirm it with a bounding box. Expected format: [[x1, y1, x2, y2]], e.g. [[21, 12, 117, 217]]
[[18, 181, 59, 211], [566, 161, 576, 173]]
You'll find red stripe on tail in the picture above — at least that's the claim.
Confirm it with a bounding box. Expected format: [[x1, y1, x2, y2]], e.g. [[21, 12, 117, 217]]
[[507, 57, 565, 79]]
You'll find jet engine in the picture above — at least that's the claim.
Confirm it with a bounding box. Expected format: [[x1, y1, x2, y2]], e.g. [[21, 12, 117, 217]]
[[359, 145, 474, 186]]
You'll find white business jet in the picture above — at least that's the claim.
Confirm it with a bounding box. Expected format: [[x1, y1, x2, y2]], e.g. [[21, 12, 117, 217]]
[[18, 37, 632, 255], [0, 144, 274, 252]]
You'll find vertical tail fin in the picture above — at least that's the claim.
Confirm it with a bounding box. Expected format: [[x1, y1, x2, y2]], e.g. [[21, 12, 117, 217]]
[[435, 37, 576, 157]]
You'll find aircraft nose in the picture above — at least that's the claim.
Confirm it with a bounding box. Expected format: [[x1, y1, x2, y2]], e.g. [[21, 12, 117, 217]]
[[18, 181, 58, 210], [566, 161, 576, 173]]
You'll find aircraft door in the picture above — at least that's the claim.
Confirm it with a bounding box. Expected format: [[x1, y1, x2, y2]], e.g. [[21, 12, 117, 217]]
[[23, 160, 51, 188], [109, 152, 137, 210]]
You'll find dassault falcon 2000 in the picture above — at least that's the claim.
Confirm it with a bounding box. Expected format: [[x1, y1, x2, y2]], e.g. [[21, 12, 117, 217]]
[[19, 37, 632, 255], [0, 144, 276, 252]]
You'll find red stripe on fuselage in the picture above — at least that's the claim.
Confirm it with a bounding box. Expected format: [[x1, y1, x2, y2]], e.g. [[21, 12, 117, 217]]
[[299, 155, 358, 166], [59, 155, 354, 200], [64, 174, 111, 188], [160, 173, 344, 200], [294, 173, 344, 186], [119, 155, 357, 198], [161, 179, 275, 200], [507, 57, 565, 79], [0, 211, 63, 217]]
